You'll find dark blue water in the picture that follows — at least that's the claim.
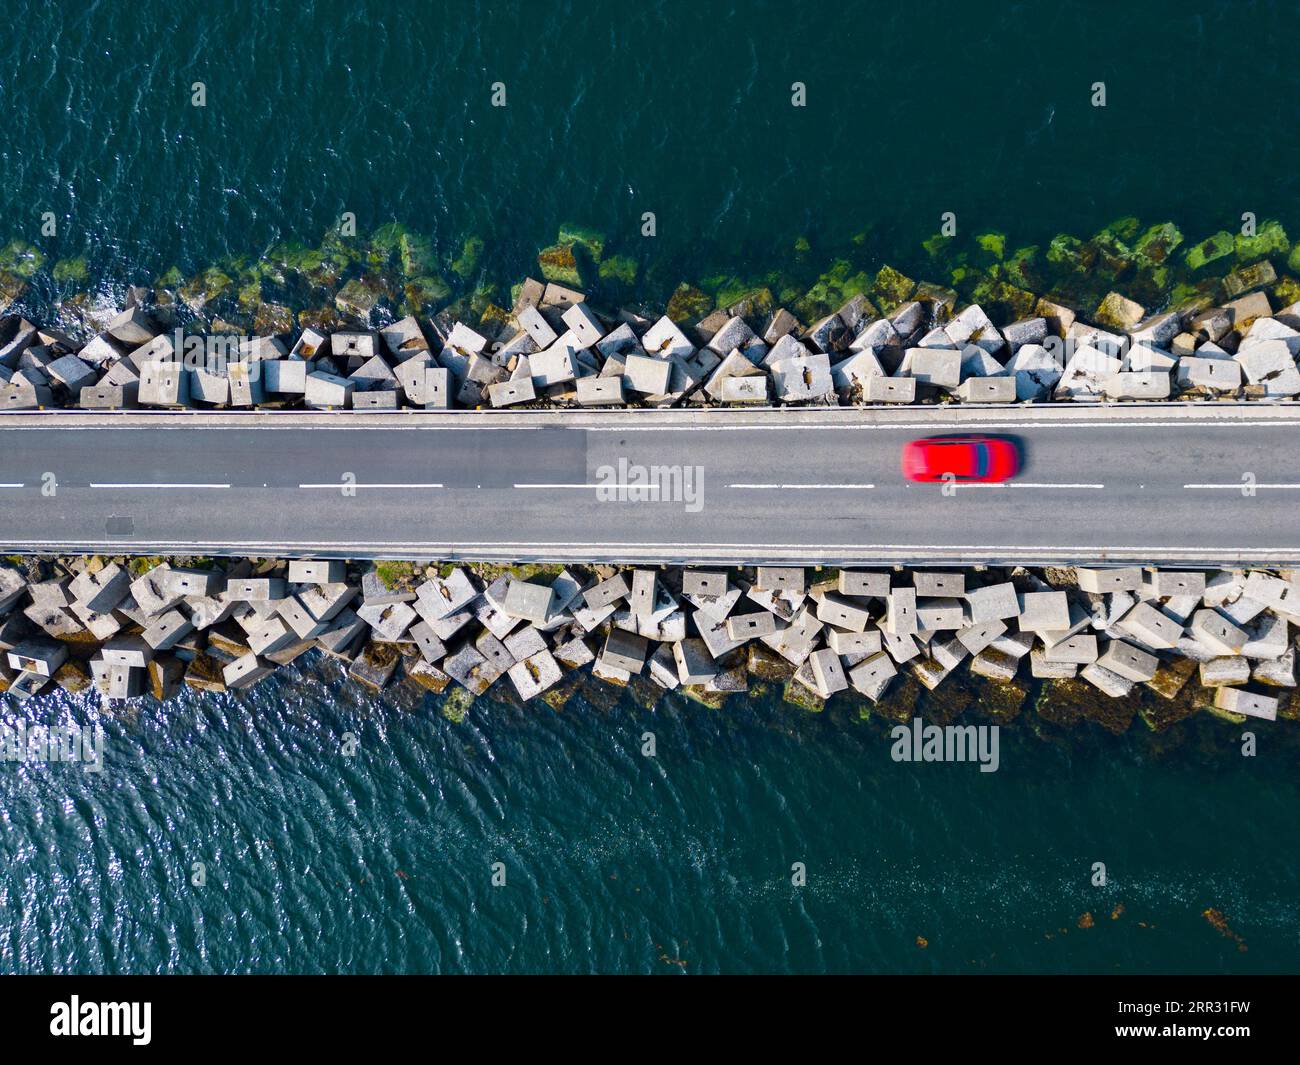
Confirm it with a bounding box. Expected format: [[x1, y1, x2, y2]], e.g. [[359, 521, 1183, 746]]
[[2, 0, 1299, 973]]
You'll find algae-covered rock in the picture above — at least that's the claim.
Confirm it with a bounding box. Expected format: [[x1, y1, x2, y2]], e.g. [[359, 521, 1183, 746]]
[[1094, 290, 1145, 331], [665, 281, 712, 323], [253, 302, 294, 335], [402, 275, 452, 314], [1047, 233, 1090, 273], [400, 231, 435, 276], [1034, 679, 1091, 728], [969, 276, 1036, 322], [451, 235, 485, 279], [870, 264, 916, 315], [178, 267, 234, 312], [1185, 231, 1235, 273], [598, 254, 638, 287], [747, 643, 795, 682], [1134, 222, 1183, 267], [1222, 259, 1276, 298], [557, 224, 605, 263], [782, 678, 824, 713], [1088, 228, 1134, 276], [795, 260, 874, 321], [1272, 275, 1300, 307], [51, 257, 89, 284], [914, 281, 958, 322], [537, 241, 583, 286], [974, 231, 1006, 262], [0, 239, 45, 278], [1235, 220, 1288, 261], [969, 676, 1027, 724], [442, 686, 473, 723], [334, 276, 384, 319], [1003, 245, 1044, 291]]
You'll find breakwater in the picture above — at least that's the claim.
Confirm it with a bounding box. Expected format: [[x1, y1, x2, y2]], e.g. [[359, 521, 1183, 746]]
[[2, 220, 1300, 412], [3, 557, 1294, 734]]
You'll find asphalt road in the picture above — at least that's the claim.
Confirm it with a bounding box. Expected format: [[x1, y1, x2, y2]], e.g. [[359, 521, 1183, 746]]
[[0, 405, 1296, 565]]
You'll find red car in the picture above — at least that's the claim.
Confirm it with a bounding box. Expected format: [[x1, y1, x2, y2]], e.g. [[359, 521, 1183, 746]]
[[901, 435, 1020, 483]]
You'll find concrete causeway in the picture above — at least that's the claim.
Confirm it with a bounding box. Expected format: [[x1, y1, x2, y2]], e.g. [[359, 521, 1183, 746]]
[[0, 403, 1296, 566]]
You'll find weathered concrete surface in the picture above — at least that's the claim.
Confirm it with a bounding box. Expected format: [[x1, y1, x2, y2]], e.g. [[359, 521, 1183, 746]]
[[0, 404, 1296, 565]]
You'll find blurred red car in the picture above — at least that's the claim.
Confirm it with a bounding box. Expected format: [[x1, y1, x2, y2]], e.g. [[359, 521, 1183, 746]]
[[901, 435, 1020, 483]]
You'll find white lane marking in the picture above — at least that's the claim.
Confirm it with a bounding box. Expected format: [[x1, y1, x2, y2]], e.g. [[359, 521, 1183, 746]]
[[297, 483, 444, 489], [950, 482, 1105, 489], [3, 419, 1298, 432], [728, 483, 875, 489], [90, 482, 230, 489], [514, 483, 606, 489], [1184, 483, 1300, 489], [2, 539, 1293, 554], [584, 421, 1300, 432], [0, 483, 24, 488]]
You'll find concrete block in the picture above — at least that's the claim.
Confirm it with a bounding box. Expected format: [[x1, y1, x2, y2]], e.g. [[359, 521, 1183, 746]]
[[956, 619, 1006, 656], [1101, 370, 1171, 399], [838, 570, 890, 598], [958, 375, 1016, 402], [1213, 687, 1277, 721], [1190, 609, 1248, 655], [1080, 662, 1134, 698], [561, 303, 604, 348], [106, 306, 156, 346], [1043, 634, 1099, 664], [288, 559, 344, 584], [1115, 601, 1181, 649], [826, 628, 882, 658], [227, 577, 286, 602], [885, 588, 918, 635], [584, 573, 630, 611], [1017, 591, 1070, 633], [223, 652, 275, 690], [576, 376, 624, 405], [913, 571, 965, 597], [1030, 649, 1077, 679], [866, 375, 916, 403], [808, 647, 848, 697], [1077, 567, 1142, 593], [771, 352, 833, 402], [969, 647, 1019, 682], [503, 579, 555, 624], [508, 649, 563, 700], [916, 597, 965, 631], [7, 638, 68, 677], [138, 361, 190, 407], [904, 347, 961, 390], [79, 383, 127, 409], [414, 569, 478, 619], [756, 567, 804, 593], [1097, 639, 1158, 682], [847, 651, 896, 700], [681, 569, 728, 599], [965, 581, 1020, 623], [725, 610, 781, 640], [1144, 569, 1206, 598], [142, 609, 194, 651], [488, 376, 536, 407], [530, 340, 578, 387], [601, 628, 648, 675], [623, 352, 673, 395], [1199, 656, 1251, 686], [305, 371, 353, 408], [815, 592, 871, 632], [673, 638, 718, 685], [352, 388, 399, 410]]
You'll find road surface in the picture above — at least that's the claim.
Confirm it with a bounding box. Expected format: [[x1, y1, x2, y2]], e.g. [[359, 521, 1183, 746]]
[[0, 405, 1296, 566]]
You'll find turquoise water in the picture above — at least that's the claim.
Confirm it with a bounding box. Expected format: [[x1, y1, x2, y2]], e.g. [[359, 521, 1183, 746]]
[[2, 0, 1300, 974]]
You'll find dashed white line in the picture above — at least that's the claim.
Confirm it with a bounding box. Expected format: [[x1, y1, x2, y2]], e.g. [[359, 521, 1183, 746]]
[[0, 483, 24, 488], [89, 482, 230, 489], [1184, 483, 1300, 489], [297, 483, 444, 489], [950, 482, 1105, 489], [728, 483, 875, 489]]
